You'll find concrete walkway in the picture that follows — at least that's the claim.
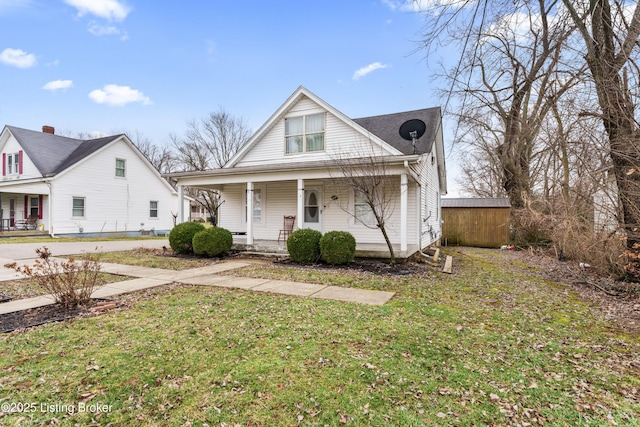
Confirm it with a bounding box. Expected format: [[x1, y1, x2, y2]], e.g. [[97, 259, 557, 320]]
[[0, 243, 395, 314]]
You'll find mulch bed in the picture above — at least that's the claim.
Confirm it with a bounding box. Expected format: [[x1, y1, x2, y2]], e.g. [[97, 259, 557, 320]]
[[0, 299, 122, 333]]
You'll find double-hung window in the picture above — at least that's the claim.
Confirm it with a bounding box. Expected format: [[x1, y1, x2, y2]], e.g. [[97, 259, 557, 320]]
[[150, 201, 158, 218], [285, 113, 325, 154], [354, 190, 375, 225], [72, 197, 85, 218], [244, 186, 263, 223], [115, 159, 126, 177], [29, 196, 39, 217], [6, 153, 19, 175]]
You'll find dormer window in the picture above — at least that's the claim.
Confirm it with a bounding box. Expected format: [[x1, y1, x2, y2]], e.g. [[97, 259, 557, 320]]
[[285, 113, 325, 154]]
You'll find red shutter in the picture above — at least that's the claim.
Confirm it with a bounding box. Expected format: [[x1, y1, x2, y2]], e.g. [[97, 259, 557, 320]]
[[2, 153, 5, 176], [18, 150, 23, 174], [38, 195, 43, 220], [24, 195, 28, 219]]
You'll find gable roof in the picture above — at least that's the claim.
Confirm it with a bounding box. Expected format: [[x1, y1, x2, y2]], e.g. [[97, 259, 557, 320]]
[[5, 126, 120, 176], [354, 107, 442, 155], [225, 86, 406, 168]]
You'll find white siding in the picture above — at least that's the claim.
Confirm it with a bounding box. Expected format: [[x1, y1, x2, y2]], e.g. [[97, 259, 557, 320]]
[[0, 134, 40, 181], [237, 96, 396, 167], [417, 151, 442, 248], [50, 139, 177, 235], [217, 177, 420, 247]]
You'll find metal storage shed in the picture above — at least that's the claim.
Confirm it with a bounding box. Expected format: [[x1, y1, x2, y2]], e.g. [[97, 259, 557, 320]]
[[441, 198, 511, 247]]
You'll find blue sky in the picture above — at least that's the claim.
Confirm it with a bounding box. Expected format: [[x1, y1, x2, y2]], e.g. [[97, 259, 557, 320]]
[[0, 0, 460, 192]]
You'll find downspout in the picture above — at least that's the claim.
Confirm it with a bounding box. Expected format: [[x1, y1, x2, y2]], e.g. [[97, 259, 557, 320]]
[[406, 158, 435, 260], [46, 181, 55, 237]]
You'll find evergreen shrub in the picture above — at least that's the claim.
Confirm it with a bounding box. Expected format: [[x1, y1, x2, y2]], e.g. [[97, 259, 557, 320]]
[[168, 222, 205, 254], [320, 230, 356, 265], [192, 227, 233, 257]]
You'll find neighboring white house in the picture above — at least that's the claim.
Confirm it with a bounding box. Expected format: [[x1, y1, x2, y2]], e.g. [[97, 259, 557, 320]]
[[0, 125, 185, 236], [168, 86, 447, 258], [593, 163, 620, 233]]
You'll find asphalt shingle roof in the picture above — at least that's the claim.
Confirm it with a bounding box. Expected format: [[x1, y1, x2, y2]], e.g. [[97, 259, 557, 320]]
[[6, 126, 120, 176], [353, 107, 442, 155], [441, 197, 511, 208]]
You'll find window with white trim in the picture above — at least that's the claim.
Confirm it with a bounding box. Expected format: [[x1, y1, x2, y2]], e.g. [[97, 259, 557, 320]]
[[115, 158, 126, 177], [244, 186, 264, 223], [29, 196, 39, 217], [354, 190, 375, 225], [72, 197, 85, 218], [150, 201, 158, 218], [6, 153, 19, 175], [285, 113, 325, 154]]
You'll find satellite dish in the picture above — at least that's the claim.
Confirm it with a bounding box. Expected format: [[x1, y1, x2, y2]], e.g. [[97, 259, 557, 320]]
[[399, 119, 426, 154], [399, 119, 426, 141]]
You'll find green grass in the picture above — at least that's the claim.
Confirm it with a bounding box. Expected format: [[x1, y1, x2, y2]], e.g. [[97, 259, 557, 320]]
[[97, 249, 213, 270], [0, 273, 129, 300], [0, 248, 638, 426]]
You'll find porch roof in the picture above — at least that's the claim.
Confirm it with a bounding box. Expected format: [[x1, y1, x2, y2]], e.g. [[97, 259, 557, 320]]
[[166, 154, 421, 187]]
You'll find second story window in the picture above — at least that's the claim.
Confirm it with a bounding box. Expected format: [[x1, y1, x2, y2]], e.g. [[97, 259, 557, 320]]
[[285, 113, 325, 154], [115, 158, 126, 177], [6, 152, 19, 175]]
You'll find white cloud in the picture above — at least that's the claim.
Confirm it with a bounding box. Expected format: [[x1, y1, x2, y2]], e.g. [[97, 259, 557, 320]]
[[0, 48, 36, 68], [65, 0, 130, 21], [88, 21, 128, 40], [88, 84, 152, 106], [383, 0, 471, 13], [352, 62, 390, 80], [42, 79, 73, 91]]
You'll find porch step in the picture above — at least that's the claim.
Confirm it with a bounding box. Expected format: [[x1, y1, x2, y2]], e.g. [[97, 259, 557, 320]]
[[231, 243, 289, 255]]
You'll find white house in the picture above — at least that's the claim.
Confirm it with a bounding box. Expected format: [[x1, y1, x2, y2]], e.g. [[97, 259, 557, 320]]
[[0, 125, 185, 236], [168, 86, 447, 258]]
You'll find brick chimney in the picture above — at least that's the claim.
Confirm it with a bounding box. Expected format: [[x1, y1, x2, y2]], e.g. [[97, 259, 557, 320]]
[[42, 125, 55, 134]]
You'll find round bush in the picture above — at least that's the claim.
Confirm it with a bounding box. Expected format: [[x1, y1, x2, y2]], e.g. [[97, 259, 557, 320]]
[[168, 222, 205, 254], [320, 231, 356, 265], [192, 227, 233, 257], [287, 228, 322, 264]]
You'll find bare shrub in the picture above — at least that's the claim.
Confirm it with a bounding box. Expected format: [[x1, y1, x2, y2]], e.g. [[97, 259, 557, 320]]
[[4, 247, 102, 308], [513, 208, 628, 278]]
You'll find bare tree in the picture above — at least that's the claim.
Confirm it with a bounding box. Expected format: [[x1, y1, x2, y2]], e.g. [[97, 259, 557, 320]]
[[561, 0, 640, 248], [172, 107, 251, 170], [120, 129, 177, 174], [171, 108, 251, 225], [431, 0, 582, 207], [329, 146, 399, 263]]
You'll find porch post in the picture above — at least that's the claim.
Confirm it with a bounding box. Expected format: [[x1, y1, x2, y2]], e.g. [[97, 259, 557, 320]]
[[297, 179, 304, 230], [400, 173, 408, 253], [178, 185, 185, 224], [246, 181, 254, 244]]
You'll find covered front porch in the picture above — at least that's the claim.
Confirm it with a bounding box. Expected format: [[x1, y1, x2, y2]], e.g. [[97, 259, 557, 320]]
[[169, 156, 427, 260], [230, 235, 420, 259]]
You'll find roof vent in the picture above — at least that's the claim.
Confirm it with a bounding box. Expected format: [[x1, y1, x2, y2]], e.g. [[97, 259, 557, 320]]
[[42, 125, 55, 135]]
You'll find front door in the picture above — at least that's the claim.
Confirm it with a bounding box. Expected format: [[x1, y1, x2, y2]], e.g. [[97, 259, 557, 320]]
[[9, 199, 15, 227], [302, 188, 322, 231]]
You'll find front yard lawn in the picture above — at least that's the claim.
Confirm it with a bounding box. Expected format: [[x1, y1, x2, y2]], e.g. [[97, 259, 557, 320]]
[[0, 248, 638, 426]]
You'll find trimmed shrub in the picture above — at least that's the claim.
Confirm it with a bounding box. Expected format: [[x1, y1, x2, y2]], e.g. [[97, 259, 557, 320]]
[[287, 228, 322, 264], [169, 221, 205, 254], [320, 231, 356, 265], [192, 227, 233, 257]]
